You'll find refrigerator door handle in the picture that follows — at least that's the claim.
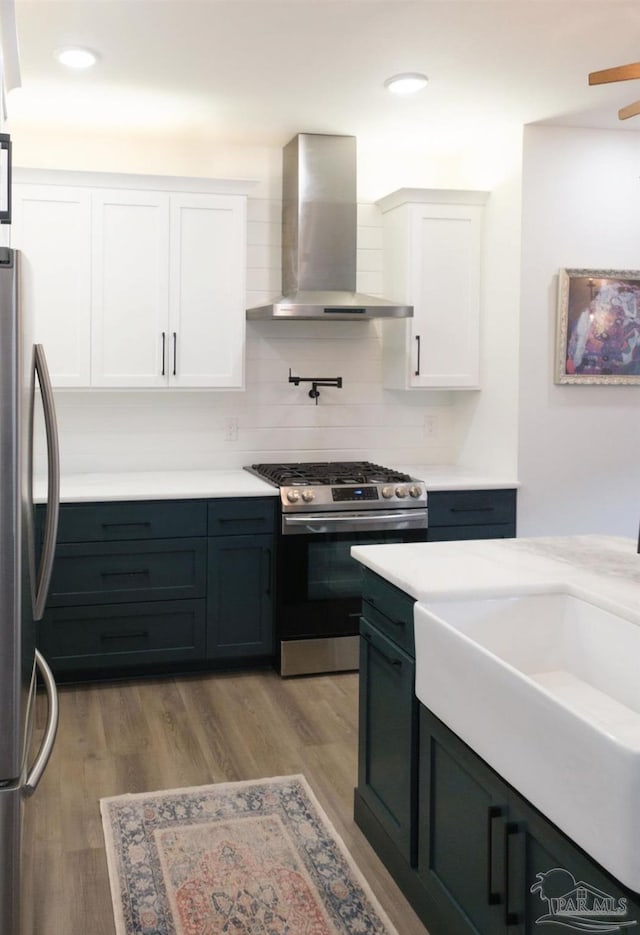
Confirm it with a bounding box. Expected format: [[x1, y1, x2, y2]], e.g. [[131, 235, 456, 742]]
[[33, 343, 60, 621], [24, 650, 59, 796]]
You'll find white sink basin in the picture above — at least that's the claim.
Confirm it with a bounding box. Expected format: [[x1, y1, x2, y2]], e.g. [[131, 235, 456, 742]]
[[414, 591, 640, 891]]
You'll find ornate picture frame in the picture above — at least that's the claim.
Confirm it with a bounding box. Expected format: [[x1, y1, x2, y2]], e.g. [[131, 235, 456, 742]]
[[555, 269, 640, 384]]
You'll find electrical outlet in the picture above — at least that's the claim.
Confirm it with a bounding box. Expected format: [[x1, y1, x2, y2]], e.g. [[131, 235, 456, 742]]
[[224, 417, 239, 442], [424, 414, 439, 439]]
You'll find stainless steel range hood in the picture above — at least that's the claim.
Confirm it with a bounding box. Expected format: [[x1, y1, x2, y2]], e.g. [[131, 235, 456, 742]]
[[246, 133, 413, 321]]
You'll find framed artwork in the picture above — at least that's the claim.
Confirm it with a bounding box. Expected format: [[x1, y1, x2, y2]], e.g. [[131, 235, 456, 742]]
[[555, 269, 640, 384]]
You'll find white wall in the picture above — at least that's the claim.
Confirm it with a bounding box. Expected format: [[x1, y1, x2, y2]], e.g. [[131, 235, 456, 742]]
[[518, 125, 640, 537], [453, 159, 522, 477]]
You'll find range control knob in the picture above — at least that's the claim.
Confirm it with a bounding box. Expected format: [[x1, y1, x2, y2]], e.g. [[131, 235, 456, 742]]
[[301, 488, 315, 503], [381, 485, 395, 499], [286, 489, 300, 503], [409, 485, 423, 499], [395, 485, 408, 498]]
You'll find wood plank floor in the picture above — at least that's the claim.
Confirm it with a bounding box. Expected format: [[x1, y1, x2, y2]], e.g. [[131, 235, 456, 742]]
[[25, 668, 429, 934]]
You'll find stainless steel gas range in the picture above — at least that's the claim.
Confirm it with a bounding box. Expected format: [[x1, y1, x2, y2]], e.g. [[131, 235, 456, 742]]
[[245, 461, 428, 676]]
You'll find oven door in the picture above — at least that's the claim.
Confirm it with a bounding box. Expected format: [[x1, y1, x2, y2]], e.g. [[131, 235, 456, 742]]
[[277, 510, 427, 645]]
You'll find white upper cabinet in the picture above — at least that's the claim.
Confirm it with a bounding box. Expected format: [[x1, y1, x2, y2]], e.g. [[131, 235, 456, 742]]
[[11, 171, 248, 389], [91, 190, 170, 387], [11, 184, 92, 387], [169, 194, 245, 388], [379, 189, 489, 390]]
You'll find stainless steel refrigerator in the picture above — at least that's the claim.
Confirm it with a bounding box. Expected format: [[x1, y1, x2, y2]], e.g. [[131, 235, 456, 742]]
[[0, 247, 60, 935]]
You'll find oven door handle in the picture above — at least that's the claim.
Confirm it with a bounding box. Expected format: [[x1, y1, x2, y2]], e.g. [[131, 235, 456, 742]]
[[281, 510, 428, 535]]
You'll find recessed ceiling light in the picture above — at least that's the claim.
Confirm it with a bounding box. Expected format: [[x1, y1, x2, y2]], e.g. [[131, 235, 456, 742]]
[[55, 47, 98, 69], [384, 73, 428, 96]]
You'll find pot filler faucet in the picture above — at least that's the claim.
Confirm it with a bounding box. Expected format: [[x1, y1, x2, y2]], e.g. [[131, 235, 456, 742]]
[[288, 368, 343, 404]]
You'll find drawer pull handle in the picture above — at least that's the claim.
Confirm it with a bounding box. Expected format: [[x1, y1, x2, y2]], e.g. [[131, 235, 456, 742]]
[[218, 516, 265, 524], [100, 630, 148, 641], [263, 547, 272, 596], [100, 569, 151, 578], [392, 619, 405, 627], [101, 521, 152, 529], [450, 506, 495, 514]]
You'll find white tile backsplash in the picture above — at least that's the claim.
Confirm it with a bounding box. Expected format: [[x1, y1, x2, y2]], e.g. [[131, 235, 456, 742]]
[[41, 198, 459, 476]]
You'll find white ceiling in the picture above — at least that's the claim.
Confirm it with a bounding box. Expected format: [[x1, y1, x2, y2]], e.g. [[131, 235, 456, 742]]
[[7, 1, 640, 160]]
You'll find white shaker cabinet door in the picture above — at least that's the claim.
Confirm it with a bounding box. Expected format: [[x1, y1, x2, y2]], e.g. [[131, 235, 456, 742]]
[[380, 191, 488, 390], [168, 193, 246, 388], [11, 185, 91, 387], [91, 190, 170, 387]]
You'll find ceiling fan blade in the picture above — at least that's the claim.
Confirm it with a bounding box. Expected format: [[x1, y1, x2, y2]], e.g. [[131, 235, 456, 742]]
[[589, 62, 640, 85], [618, 100, 640, 120]]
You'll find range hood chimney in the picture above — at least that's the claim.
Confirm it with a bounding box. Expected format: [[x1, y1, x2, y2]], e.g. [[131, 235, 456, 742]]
[[246, 133, 413, 321]]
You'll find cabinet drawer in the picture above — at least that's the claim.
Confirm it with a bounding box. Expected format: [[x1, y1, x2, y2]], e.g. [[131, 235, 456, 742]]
[[53, 499, 207, 542], [361, 569, 415, 655], [427, 489, 516, 528], [46, 538, 206, 606], [207, 497, 275, 536], [427, 522, 515, 542], [38, 599, 206, 672], [361, 602, 415, 657]]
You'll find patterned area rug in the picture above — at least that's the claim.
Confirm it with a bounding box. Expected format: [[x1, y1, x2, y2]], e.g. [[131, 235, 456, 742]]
[[100, 774, 399, 935]]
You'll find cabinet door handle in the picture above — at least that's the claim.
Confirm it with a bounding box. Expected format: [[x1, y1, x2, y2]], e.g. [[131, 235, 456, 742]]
[[504, 821, 525, 926], [161, 331, 166, 376], [172, 331, 177, 376], [100, 568, 150, 578], [487, 805, 504, 906], [263, 547, 272, 596], [414, 334, 421, 376]]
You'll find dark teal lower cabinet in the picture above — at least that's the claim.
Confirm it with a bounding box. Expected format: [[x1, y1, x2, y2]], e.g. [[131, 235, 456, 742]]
[[418, 705, 640, 933], [38, 496, 276, 680], [355, 570, 640, 935], [358, 618, 417, 864], [206, 533, 274, 660], [358, 700, 640, 935], [426, 489, 516, 542], [419, 709, 505, 934]]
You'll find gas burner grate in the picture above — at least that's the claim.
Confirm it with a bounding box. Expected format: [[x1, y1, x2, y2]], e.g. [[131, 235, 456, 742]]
[[248, 460, 413, 486]]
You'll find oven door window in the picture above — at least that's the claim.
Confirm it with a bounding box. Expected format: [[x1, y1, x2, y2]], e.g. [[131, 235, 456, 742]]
[[308, 538, 362, 601], [277, 526, 426, 641]]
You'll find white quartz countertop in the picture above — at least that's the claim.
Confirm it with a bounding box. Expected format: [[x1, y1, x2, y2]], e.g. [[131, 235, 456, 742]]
[[33, 469, 278, 503], [398, 464, 519, 490], [33, 463, 517, 504], [352, 535, 640, 624]]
